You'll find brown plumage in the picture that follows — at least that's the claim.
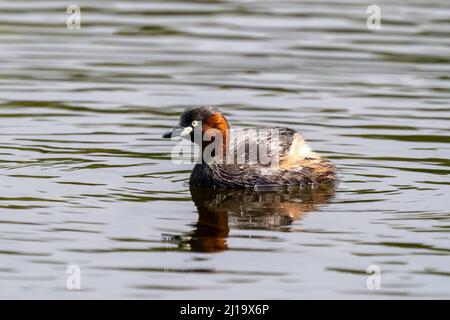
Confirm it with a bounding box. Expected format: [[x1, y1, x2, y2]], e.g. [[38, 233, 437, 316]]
[[163, 106, 337, 189]]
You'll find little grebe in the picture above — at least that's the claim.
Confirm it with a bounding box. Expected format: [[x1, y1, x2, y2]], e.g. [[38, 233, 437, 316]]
[[162, 106, 336, 188]]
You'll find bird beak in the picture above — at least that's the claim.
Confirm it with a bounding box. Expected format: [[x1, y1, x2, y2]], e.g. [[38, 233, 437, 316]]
[[162, 125, 193, 139]]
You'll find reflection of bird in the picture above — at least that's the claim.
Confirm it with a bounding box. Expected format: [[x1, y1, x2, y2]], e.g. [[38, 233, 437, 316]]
[[162, 106, 337, 188], [166, 185, 336, 253]]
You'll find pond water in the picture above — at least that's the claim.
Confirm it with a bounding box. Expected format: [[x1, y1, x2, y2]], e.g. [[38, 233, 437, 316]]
[[0, 0, 449, 299]]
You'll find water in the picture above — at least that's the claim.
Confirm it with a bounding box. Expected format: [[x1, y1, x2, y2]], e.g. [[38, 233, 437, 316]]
[[0, 0, 449, 299]]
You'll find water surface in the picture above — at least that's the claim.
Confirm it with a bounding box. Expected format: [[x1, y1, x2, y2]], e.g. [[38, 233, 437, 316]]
[[0, 0, 449, 299]]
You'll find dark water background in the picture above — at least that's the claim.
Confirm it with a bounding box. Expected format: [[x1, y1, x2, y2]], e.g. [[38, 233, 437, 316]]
[[0, 0, 449, 298]]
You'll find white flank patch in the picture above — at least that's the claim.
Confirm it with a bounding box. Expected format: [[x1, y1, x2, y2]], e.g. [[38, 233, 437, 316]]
[[299, 143, 312, 157]]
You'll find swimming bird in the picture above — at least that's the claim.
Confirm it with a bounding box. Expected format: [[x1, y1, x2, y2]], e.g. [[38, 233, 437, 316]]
[[162, 106, 336, 188]]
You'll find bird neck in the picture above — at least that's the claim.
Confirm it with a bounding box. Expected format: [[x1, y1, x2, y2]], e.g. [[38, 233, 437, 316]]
[[201, 113, 229, 162]]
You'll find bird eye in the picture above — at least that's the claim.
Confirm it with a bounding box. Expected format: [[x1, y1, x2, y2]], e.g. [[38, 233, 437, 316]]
[[192, 120, 198, 127]]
